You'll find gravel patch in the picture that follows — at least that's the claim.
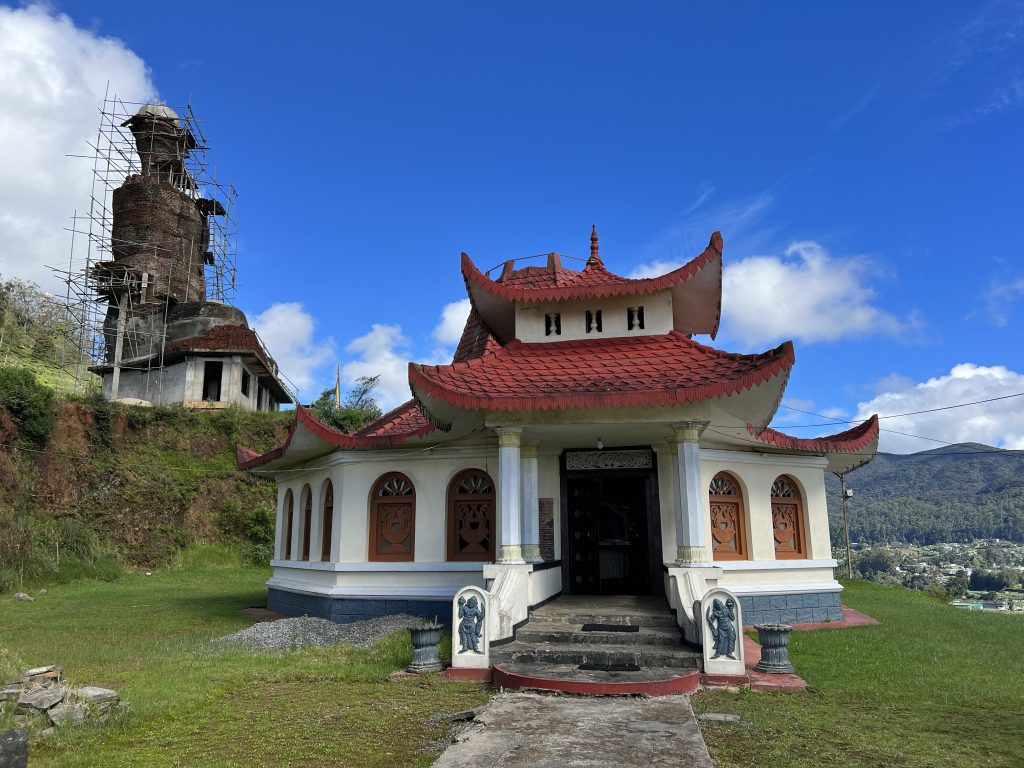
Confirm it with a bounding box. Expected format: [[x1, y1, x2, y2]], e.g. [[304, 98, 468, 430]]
[[215, 614, 427, 652]]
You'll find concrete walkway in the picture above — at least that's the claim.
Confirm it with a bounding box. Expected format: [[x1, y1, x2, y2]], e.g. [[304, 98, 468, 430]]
[[433, 691, 714, 768]]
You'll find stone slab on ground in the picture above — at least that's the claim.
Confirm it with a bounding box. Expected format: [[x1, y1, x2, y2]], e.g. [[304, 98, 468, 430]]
[[0, 729, 28, 768], [432, 691, 713, 768]]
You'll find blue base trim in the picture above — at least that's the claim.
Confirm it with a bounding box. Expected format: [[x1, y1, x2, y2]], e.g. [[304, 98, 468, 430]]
[[267, 588, 452, 626], [738, 591, 842, 626]]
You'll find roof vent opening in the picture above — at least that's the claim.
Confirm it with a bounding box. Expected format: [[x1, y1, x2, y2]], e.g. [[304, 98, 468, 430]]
[[586, 309, 603, 334], [628, 306, 645, 331], [545, 312, 562, 337]]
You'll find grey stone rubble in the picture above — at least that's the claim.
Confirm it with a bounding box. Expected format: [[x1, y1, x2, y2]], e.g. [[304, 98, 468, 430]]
[[0, 665, 122, 734], [215, 613, 427, 651], [12, 594, 32, 603]]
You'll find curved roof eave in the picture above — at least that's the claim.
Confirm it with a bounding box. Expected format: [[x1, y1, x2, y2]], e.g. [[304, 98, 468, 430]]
[[745, 415, 881, 474], [460, 232, 724, 339], [236, 405, 437, 472]]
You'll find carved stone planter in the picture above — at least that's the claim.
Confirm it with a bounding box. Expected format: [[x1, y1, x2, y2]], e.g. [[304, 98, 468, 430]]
[[753, 623, 795, 674], [406, 625, 443, 674]]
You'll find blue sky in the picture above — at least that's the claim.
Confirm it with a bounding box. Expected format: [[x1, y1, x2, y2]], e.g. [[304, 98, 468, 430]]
[[1, 2, 1023, 451]]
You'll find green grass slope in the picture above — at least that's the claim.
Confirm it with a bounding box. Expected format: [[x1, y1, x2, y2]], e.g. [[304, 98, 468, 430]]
[[695, 580, 1024, 768], [0, 547, 488, 767]]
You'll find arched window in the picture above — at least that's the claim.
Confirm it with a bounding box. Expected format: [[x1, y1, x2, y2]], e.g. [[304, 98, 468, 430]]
[[447, 469, 496, 562], [299, 484, 313, 560], [369, 472, 416, 562], [321, 479, 334, 562], [282, 489, 294, 559], [771, 476, 806, 559], [708, 472, 748, 560]]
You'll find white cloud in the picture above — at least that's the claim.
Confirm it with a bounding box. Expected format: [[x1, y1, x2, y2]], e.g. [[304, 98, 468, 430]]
[[341, 324, 415, 411], [856, 363, 1024, 453], [250, 302, 335, 397], [982, 275, 1024, 326], [433, 298, 471, 347], [0, 5, 156, 289], [720, 240, 916, 348]]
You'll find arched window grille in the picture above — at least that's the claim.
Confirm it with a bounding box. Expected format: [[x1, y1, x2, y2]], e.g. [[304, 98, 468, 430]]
[[282, 489, 294, 559], [369, 472, 416, 562], [771, 476, 806, 559], [708, 472, 748, 560], [300, 484, 312, 561], [321, 479, 334, 562], [447, 469, 496, 562]]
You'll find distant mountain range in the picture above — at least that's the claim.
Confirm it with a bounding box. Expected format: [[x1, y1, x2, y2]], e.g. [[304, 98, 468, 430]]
[[823, 443, 1024, 545]]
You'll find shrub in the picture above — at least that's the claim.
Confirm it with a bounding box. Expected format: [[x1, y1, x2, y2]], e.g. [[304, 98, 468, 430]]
[[0, 366, 54, 446]]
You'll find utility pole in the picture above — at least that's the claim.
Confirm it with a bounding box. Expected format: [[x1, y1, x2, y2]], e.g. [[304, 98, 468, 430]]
[[839, 473, 853, 579]]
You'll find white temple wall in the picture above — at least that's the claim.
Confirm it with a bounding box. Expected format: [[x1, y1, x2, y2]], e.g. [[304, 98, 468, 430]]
[[698, 450, 831, 563], [537, 450, 562, 559], [515, 292, 674, 342]]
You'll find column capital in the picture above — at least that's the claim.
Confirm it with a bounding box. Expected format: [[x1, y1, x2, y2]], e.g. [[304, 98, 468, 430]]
[[672, 421, 708, 443], [520, 442, 539, 459], [495, 426, 523, 448]]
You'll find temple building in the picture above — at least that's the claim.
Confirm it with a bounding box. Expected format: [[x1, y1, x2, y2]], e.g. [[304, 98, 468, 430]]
[[238, 228, 878, 637]]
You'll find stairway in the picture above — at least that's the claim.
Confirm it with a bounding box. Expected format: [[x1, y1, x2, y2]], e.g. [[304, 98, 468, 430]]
[[490, 595, 702, 695]]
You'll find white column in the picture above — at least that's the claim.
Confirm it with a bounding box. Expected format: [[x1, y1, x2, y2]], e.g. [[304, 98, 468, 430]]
[[520, 442, 541, 563], [275, 486, 287, 560], [495, 427, 524, 563], [290, 492, 303, 560], [673, 422, 709, 564]]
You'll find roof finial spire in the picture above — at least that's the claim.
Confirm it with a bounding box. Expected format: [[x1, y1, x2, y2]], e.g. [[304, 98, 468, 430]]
[[589, 224, 600, 265]]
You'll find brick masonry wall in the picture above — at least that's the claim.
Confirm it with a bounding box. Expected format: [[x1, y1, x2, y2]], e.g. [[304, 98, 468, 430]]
[[738, 591, 842, 626], [268, 588, 452, 627]]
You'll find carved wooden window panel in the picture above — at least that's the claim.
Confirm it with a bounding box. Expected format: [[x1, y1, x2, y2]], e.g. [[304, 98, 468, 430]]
[[447, 469, 496, 562], [321, 479, 333, 562], [709, 472, 748, 561], [369, 472, 416, 562], [300, 484, 312, 561], [283, 490, 293, 559], [771, 476, 806, 559]]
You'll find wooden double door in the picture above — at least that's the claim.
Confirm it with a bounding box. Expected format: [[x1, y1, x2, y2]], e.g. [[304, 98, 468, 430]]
[[562, 457, 663, 595]]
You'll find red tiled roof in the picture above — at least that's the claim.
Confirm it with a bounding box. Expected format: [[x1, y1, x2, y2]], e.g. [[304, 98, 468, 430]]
[[351, 399, 436, 438], [237, 405, 437, 471], [409, 331, 794, 413], [462, 232, 723, 303], [746, 415, 880, 455], [452, 308, 502, 363]]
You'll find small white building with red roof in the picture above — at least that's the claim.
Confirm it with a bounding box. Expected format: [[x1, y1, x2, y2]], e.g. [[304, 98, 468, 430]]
[[238, 228, 878, 636]]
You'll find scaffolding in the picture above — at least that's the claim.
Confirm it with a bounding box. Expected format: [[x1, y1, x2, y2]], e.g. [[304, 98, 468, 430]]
[[53, 91, 240, 398]]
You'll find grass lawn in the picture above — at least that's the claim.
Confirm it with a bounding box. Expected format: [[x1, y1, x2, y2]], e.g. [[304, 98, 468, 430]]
[[693, 580, 1024, 768], [0, 548, 489, 767]]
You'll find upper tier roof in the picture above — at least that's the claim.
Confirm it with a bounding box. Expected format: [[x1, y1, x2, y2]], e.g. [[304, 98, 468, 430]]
[[410, 330, 794, 417], [462, 231, 723, 342]]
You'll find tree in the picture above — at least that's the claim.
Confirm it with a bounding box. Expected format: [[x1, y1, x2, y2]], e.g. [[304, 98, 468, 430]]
[[855, 548, 897, 581], [308, 375, 383, 432], [947, 570, 970, 598]]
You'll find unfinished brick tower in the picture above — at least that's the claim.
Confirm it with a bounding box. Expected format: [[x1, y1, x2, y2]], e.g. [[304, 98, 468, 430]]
[[76, 100, 293, 411]]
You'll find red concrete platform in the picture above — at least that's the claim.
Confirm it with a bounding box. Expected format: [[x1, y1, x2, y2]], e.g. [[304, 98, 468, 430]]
[[443, 667, 494, 683], [492, 663, 701, 696]]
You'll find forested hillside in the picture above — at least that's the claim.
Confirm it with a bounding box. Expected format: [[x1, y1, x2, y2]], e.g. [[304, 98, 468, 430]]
[[825, 443, 1024, 545]]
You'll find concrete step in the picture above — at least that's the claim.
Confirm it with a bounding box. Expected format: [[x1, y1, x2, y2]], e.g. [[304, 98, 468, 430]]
[[491, 640, 701, 669], [516, 623, 683, 647], [529, 611, 678, 628]]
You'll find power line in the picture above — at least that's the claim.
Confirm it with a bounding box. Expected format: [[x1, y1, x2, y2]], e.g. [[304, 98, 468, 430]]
[[780, 390, 1024, 427]]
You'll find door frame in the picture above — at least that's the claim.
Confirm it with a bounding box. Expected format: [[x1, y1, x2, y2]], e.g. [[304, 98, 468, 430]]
[[559, 447, 663, 596]]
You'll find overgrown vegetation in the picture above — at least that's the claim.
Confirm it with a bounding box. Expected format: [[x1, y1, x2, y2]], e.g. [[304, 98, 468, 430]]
[[694, 580, 1024, 768], [0, 551, 489, 767], [309, 374, 383, 431], [0, 387, 291, 591]]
